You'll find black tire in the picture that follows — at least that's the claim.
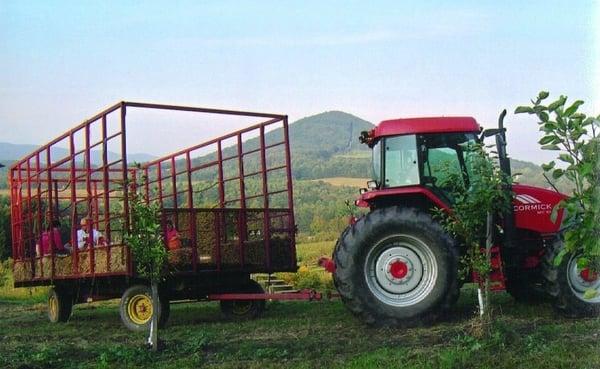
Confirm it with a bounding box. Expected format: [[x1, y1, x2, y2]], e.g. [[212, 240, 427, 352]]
[[220, 280, 266, 320], [119, 285, 170, 332], [542, 238, 600, 317], [505, 269, 548, 303], [47, 287, 73, 323], [333, 206, 459, 326]]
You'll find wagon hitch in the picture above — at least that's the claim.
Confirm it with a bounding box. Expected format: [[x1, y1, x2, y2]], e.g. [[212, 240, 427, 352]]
[[208, 289, 322, 302]]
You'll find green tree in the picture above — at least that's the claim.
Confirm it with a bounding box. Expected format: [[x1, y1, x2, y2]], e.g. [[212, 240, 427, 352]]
[[435, 143, 512, 332], [0, 196, 12, 260], [124, 182, 167, 351], [516, 92, 600, 276]]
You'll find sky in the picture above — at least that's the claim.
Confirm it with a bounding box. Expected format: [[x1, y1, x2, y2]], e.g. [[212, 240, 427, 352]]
[[1, 1, 598, 164]]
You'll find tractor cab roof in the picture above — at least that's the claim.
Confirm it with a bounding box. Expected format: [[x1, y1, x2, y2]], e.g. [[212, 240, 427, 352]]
[[372, 117, 481, 139]]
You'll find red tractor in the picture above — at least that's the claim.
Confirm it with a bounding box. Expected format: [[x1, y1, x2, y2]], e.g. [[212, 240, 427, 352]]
[[333, 111, 600, 325]]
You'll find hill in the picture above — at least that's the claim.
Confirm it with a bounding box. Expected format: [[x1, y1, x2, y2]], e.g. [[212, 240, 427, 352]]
[[0, 142, 155, 166], [288, 111, 373, 154]]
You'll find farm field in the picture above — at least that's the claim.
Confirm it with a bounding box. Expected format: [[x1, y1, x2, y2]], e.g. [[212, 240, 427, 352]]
[[1, 242, 600, 369], [310, 177, 370, 188]]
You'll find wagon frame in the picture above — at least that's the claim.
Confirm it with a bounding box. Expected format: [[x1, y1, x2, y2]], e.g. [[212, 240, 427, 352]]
[[10, 101, 315, 328]]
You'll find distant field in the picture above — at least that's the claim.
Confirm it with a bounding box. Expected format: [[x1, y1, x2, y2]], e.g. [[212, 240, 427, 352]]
[[311, 177, 369, 188], [333, 151, 370, 159]]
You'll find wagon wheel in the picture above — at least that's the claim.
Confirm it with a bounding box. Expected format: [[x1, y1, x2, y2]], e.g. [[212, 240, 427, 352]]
[[220, 280, 266, 320], [47, 287, 73, 323], [119, 285, 170, 332]]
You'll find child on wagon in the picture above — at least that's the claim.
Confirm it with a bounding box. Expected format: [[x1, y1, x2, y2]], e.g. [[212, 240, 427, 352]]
[[166, 220, 181, 250], [36, 220, 68, 256]]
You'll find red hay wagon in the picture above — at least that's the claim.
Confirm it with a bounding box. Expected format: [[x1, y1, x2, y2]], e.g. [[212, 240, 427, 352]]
[[9, 102, 316, 330]]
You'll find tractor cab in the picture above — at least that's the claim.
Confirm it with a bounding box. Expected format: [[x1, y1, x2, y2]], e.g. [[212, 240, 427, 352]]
[[358, 117, 483, 206]]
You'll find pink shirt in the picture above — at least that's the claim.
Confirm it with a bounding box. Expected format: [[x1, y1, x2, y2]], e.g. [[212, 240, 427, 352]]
[[40, 228, 64, 255], [166, 229, 178, 242]]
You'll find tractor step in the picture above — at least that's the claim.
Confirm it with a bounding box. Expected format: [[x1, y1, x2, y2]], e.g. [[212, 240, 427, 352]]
[[252, 273, 296, 294]]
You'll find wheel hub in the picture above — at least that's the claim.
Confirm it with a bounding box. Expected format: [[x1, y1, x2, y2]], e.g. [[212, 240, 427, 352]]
[[389, 260, 408, 279], [567, 255, 600, 303], [128, 294, 153, 325], [374, 246, 424, 295], [580, 268, 598, 283]]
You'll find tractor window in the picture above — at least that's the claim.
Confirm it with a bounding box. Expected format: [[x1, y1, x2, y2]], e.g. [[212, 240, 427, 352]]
[[425, 147, 462, 184], [372, 140, 382, 184], [420, 133, 478, 193], [383, 135, 419, 187]]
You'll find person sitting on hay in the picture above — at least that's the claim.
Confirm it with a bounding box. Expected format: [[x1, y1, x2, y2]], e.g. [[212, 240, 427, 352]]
[[36, 220, 69, 256], [165, 220, 181, 251], [76, 218, 104, 249]]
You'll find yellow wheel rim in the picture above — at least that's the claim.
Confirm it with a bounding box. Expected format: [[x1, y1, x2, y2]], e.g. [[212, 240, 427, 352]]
[[127, 294, 153, 325], [232, 301, 253, 316], [49, 294, 58, 320]]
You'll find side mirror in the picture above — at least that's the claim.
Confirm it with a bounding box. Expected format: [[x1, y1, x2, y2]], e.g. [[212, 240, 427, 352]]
[[479, 128, 506, 142], [481, 128, 504, 138]]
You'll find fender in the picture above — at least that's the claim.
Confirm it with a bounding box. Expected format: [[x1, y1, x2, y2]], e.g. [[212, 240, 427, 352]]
[[356, 186, 449, 210], [512, 184, 567, 235]]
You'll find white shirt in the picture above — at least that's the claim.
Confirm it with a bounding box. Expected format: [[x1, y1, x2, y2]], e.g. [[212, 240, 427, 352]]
[[77, 228, 102, 249]]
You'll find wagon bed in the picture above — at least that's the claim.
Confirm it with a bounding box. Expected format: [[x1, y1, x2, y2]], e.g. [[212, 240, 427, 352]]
[[10, 102, 297, 287]]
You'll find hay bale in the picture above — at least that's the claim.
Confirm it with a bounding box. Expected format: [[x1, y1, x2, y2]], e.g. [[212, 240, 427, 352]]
[[189, 210, 294, 270], [53, 256, 72, 276], [13, 261, 32, 281], [108, 245, 128, 272], [218, 242, 241, 266], [34, 257, 53, 278], [195, 212, 217, 266], [243, 237, 293, 270], [77, 252, 92, 274], [167, 247, 193, 271], [76, 245, 128, 274], [94, 248, 108, 273], [243, 240, 266, 267]]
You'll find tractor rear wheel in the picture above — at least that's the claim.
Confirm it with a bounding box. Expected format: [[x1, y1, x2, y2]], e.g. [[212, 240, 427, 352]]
[[542, 238, 600, 317], [47, 287, 73, 323], [333, 206, 459, 326]]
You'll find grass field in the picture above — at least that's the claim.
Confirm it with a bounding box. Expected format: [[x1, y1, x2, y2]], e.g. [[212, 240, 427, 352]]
[[311, 177, 370, 188], [2, 243, 600, 369]]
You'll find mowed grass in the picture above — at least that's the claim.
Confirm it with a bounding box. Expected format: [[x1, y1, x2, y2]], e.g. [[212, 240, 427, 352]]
[[311, 177, 370, 188], [2, 243, 600, 369]]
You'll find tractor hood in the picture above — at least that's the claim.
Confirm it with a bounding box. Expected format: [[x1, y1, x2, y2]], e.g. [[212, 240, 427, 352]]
[[512, 183, 568, 235]]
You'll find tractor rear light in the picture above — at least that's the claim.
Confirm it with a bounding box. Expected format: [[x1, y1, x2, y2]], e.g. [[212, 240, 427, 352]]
[[367, 180, 378, 190]]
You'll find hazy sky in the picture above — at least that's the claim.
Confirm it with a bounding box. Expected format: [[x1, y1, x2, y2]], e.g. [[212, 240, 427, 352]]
[[1, 1, 598, 164]]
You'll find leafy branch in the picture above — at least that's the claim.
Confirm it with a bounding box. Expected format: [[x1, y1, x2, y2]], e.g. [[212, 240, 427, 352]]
[[515, 92, 600, 269]]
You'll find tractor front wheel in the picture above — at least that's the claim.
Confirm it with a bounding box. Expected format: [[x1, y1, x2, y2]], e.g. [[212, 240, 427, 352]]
[[542, 238, 600, 317], [333, 206, 459, 326]]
